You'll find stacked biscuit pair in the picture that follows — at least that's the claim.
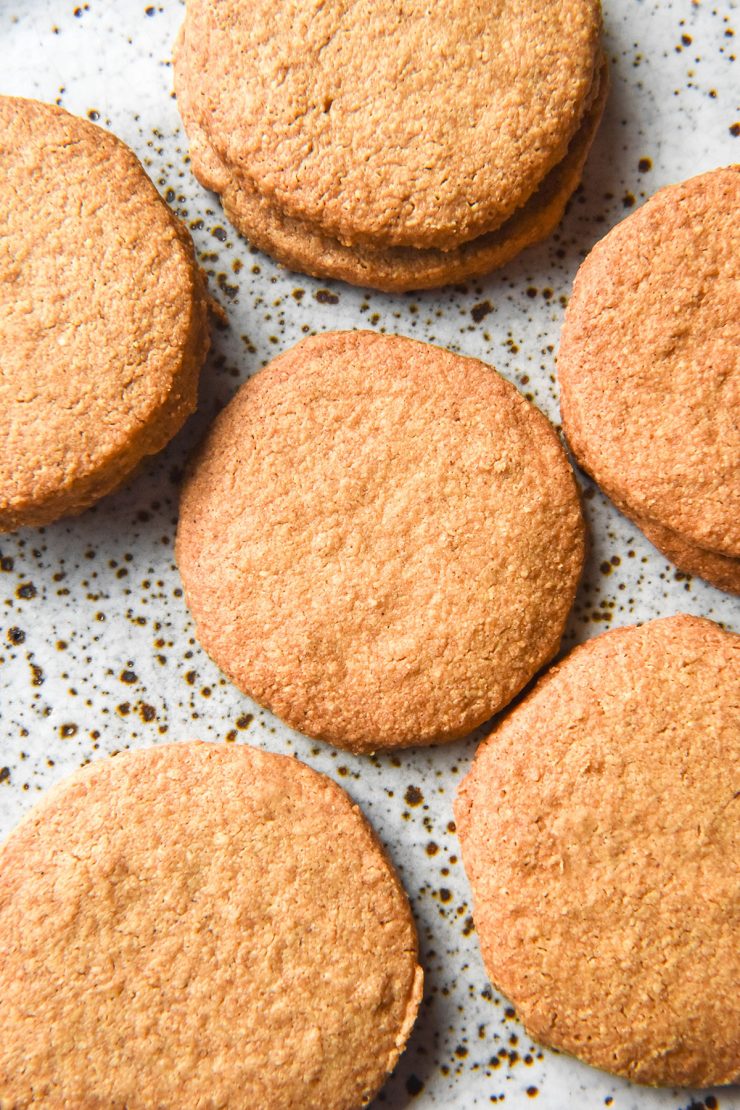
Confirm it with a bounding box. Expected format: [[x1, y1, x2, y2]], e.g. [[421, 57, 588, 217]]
[[0, 96, 210, 532], [173, 0, 607, 291]]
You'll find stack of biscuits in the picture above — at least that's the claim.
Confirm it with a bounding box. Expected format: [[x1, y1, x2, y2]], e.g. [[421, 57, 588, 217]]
[[174, 0, 607, 291], [0, 96, 210, 532], [558, 166, 740, 594]]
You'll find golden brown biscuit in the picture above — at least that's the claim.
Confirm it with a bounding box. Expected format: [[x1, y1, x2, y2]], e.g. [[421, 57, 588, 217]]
[[174, 0, 602, 250], [176, 331, 585, 753], [558, 166, 740, 573], [636, 513, 740, 595], [176, 49, 607, 292], [582, 473, 740, 595], [455, 615, 740, 1087], [0, 741, 423, 1109], [0, 96, 210, 532]]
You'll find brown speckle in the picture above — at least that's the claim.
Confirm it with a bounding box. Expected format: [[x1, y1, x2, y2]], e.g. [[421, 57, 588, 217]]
[[405, 1075, 424, 1096], [404, 785, 423, 807], [315, 289, 339, 305]]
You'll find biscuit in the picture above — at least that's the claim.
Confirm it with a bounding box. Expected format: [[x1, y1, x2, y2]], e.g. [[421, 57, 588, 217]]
[[455, 614, 740, 1087], [0, 741, 423, 1109], [174, 0, 602, 250], [587, 475, 740, 595], [558, 166, 739, 583], [635, 513, 740, 595], [177, 48, 607, 292], [0, 96, 210, 531], [176, 331, 585, 753]]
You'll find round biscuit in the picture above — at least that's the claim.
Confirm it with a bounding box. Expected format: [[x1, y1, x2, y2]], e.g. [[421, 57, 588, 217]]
[[0, 96, 210, 532], [558, 166, 740, 560], [176, 331, 585, 753], [455, 614, 740, 1087], [0, 741, 423, 1109], [176, 50, 607, 292]]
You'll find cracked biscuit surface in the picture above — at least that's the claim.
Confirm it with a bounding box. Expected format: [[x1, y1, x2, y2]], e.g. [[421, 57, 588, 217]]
[[456, 614, 740, 1087], [176, 331, 585, 752], [0, 96, 210, 531], [0, 741, 423, 1109]]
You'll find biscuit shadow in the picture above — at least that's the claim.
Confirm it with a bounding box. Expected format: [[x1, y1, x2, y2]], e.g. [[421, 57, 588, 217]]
[[561, 468, 630, 653], [371, 942, 448, 1109]]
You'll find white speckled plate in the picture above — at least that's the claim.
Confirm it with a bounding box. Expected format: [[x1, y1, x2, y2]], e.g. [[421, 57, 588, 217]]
[[0, 3, 738, 1108]]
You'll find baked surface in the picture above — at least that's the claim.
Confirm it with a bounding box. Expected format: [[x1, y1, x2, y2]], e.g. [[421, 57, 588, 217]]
[[176, 331, 585, 752], [0, 742, 422, 1109], [455, 615, 740, 1087], [176, 45, 607, 291], [0, 96, 210, 531], [558, 166, 740, 562], [174, 0, 602, 249], [636, 512, 740, 595]]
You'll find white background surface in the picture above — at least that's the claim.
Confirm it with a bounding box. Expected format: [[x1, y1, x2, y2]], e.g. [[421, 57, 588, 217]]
[[0, 1, 738, 1107]]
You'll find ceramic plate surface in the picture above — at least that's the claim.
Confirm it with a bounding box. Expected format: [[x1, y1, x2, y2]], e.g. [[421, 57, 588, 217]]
[[1, 2, 738, 1107]]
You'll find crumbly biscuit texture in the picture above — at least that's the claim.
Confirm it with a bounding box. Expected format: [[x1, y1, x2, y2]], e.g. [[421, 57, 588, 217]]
[[456, 615, 740, 1087], [176, 46, 607, 291], [0, 742, 423, 1109], [559, 166, 740, 560], [0, 96, 210, 531], [174, 0, 602, 249], [176, 331, 585, 752]]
